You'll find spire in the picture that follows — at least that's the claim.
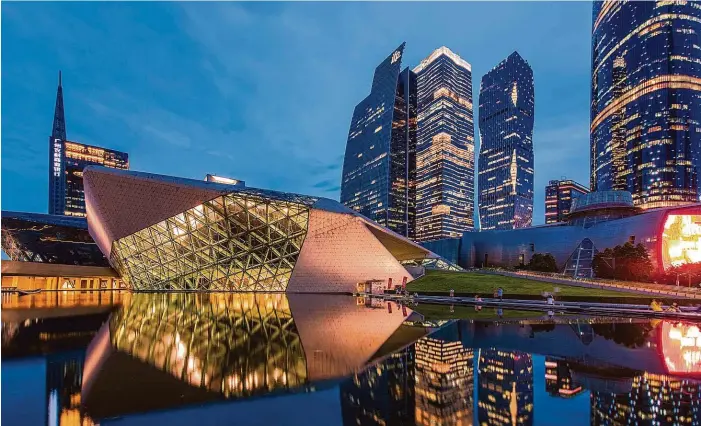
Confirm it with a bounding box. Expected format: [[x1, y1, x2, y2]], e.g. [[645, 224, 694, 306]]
[[51, 70, 66, 140]]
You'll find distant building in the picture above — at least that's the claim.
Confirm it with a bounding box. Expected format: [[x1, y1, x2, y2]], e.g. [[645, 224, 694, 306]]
[[423, 190, 701, 278], [205, 174, 245, 186], [478, 52, 535, 230], [341, 44, 417, 238], [1, 211, 108, 266], [414, 47, 475, 242], [590, 1, 701, 209], [545, 179, 589, 224], [48, 72, 129, 217]]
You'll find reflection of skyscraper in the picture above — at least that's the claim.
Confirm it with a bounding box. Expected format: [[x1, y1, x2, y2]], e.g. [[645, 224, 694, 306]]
[[341, 346, 416, 425], [414, 334, 473, 425], [48, 72, 129, 217], [590, 2, 701, 209], [47, 353, 94, 426], [414, 47, 475, 242], [591, 372, 701, 425], [544, 357, 584, 398], [341, 44, 417, 237], [478, 349, 533, 425], [478, 52, 535, 230]]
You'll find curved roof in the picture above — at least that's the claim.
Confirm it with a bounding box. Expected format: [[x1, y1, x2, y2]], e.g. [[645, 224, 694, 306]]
[[569, 191, 634, 214]]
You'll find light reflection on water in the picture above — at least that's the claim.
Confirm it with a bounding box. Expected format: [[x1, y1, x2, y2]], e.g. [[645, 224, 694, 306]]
[[2, 292, 701, 426]]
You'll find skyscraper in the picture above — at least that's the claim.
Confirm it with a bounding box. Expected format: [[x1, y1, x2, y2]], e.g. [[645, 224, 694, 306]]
[[478, 52, 535, 230], [414, 47, 475, 242], [545, 179, 589, 224], [48, 72, 129, 217], [341, 44, 417, 237], [591, 1, 701, 209]]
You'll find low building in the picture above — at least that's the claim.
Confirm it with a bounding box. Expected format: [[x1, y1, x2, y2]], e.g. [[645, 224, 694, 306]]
[[84, 166, 453, 293], [1, 211, 109, 266], [424, 191, 701, 277], [545, 179, 589, 224]]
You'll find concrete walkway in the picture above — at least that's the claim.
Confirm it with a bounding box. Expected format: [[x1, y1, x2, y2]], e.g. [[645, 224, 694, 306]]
[[479, 269, 701, 299]]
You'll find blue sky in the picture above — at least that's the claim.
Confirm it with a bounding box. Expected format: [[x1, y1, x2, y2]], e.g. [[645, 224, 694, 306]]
[[1, 2, 592, 225]]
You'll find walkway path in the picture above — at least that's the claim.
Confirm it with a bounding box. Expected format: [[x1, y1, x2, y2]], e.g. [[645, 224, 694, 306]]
[[480, 269, 701, 299]]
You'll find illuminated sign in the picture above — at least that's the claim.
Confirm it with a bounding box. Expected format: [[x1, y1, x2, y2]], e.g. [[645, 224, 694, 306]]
[[391, 50, 401, 64], [660, 321, 701, 375], [661, 213, 701, 268], [53, 138, 63, 177]]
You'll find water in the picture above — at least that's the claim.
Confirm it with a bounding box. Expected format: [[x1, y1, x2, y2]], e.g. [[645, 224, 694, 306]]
[[2, 292, 701, 425]]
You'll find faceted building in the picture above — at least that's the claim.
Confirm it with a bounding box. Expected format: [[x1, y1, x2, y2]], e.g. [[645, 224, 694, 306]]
[[341, 43, 417, 238], [591, 1, 701, 209], [478, 52, 535, 230], [48, 72, 129, 217], [545, 179, 589, 224], [84, 166, 449, 293], [414, 47, 475, 242]]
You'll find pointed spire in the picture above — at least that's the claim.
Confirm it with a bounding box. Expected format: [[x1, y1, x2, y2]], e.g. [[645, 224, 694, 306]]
[[51, 70, 66, 140]]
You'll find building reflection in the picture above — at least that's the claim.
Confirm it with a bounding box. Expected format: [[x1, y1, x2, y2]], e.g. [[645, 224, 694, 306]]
[[591, 372, 701, 425], [47, 353, 94, 426], [80, 293, 412, 421], [544, 357, 584, 398], [477, 349, 534, 426]]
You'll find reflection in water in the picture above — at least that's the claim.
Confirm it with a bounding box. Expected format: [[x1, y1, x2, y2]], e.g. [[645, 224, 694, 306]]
[[478, 349, 533, 426], [5, 294, 701, 426], [591, 373, 701, 425], [104, 293, 307, 397]]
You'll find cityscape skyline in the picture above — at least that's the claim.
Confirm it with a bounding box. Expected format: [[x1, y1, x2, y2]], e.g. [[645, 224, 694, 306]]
[[1, 2, 593, 226]]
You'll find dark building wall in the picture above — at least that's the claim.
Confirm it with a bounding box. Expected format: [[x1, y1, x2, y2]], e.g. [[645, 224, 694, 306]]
[[478, 52, 535, 230], [341, 44, 417, 237], [591, 1, 701, 209]]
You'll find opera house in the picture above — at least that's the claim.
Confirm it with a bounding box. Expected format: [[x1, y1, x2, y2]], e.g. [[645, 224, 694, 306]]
[[425, 191, 701, 277], [81, 166, 450, 293]]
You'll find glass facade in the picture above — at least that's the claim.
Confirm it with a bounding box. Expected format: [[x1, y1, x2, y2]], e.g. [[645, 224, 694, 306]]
[[478, 52, 535, 230], [0, 211, 109, 266], [591, 1, 701, 209], [47, 73, 129, 217], [544, 179, 589, 224], [110, 191, 314, 291], [414, 47, 475, 242], [341, 43, 417, 238]]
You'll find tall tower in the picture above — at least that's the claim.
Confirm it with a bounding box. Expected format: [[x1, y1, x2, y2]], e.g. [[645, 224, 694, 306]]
[[46, 72, 129, 217], [48, 71, 67, 215], [591, 1, 701, 209], [414, 47, 475, 242], [340, 44, 417, 237], [478, 52, 535, 230]]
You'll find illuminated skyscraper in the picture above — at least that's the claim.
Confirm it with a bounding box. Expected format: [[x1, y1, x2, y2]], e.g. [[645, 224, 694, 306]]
[[545, 179, 589, 224], [478, 52, 535, 230], [48, 72, 129, 217], [544, 357, 584, 398], [414, 47, 475, 242], [341, 44, 417, 237], [591, 1, 701, 209], [477, 349, 533, 426]]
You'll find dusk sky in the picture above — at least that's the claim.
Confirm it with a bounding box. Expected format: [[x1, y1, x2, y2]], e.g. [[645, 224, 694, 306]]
[[1, 2, 592, 225]]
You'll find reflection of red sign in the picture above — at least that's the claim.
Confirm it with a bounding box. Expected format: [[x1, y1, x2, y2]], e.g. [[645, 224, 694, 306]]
[[660, 321, 701, 375], [387, 302, 392, 314]]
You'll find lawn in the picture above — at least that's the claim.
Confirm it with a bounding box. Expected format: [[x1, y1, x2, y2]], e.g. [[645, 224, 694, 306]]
[[411, 303, 543, 321], [406, 270, 650, 298]]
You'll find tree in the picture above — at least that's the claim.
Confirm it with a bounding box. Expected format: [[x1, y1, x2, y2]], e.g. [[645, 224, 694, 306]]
[[526, 253, 558, 273], [656, 262, 701, 287], [592, 242, 653, 281]]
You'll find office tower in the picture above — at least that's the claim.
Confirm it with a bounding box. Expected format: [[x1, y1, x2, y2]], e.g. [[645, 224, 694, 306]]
[[341, 43, 417, 237], [47, 72, 129, 217], [414, 47, 475, 242], [591, 1, 701, 209], [477, 349, 534, 425], [544, 179, 589, 224], [478, 52, 535, 230]]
